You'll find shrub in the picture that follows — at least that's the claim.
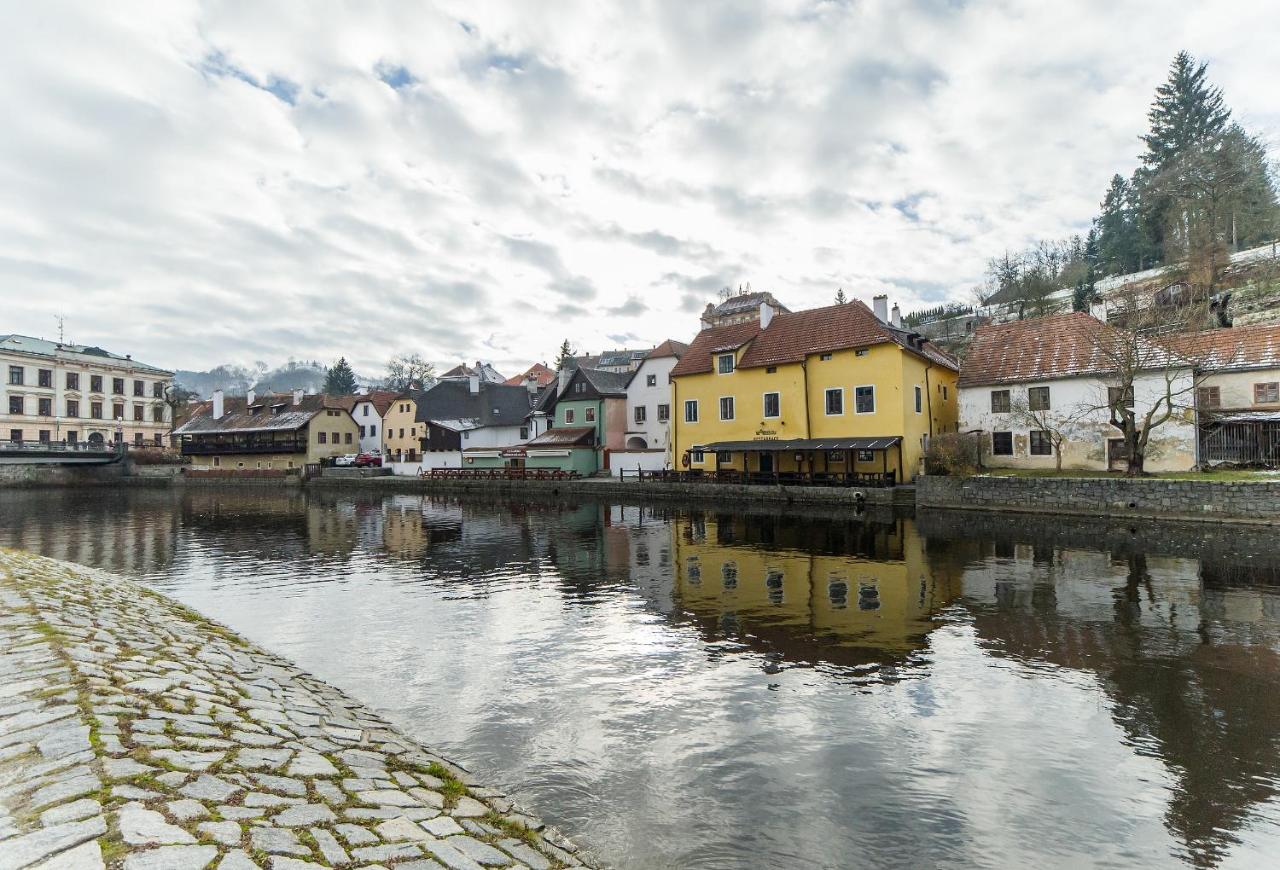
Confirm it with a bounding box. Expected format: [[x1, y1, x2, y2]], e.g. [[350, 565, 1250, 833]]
[[924, 433, 982, 476]]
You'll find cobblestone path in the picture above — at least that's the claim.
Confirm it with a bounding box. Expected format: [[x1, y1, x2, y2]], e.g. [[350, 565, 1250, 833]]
[[0, 549, 599, 870]]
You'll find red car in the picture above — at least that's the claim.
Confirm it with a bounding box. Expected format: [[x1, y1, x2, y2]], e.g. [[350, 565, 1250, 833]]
[[354, 453, 382, 468]]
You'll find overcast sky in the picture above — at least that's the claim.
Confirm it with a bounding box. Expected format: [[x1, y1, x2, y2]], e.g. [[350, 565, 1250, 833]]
[[2, 2, 1277, 377]]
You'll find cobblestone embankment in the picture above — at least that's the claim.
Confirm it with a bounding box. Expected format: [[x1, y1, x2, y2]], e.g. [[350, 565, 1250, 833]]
[[0, 549, 598, 870]]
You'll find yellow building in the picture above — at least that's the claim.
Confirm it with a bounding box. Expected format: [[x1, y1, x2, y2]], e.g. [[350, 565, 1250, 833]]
[[670, 298, 959, 482], [173, 390, 360, 471], [382, 393, 423, 461]]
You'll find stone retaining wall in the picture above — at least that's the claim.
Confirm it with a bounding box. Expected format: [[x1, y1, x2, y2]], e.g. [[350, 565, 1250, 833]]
[[917, 474, 1280, 523]]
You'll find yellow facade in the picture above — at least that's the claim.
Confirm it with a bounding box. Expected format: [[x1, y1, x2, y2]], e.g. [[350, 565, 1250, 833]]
[[672, 341, 958, 481], [383, 397, 421, 460]]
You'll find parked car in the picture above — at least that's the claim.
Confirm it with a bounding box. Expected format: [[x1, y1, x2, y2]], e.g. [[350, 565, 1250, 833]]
[[354, 453, 382, 468], [333, 454, 359, 467]]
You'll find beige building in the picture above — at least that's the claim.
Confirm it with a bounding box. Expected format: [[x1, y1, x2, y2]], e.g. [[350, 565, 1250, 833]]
[[382, 392, 423, 461], [2, 333, 173, 448], [173, 390, 360, 470]]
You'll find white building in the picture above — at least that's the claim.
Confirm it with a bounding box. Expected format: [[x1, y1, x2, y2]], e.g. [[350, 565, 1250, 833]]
[[348, 389, 398, 455], [623, 339, 687, 453], [958, 312, 1196, 471]]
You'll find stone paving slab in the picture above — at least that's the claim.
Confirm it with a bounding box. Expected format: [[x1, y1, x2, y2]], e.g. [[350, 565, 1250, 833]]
[[0, 549, 599, 869]]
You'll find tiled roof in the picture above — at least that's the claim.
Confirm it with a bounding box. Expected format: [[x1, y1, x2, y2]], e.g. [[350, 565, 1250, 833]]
[[0, 334, 171, 375], [173, 393, 347, 435], [958, 312, 1181, 387], [578, 367, 630, 396], [646, 339, 688, 360], [671, 300, 957, 377], [504, 362, 555, 387], [525, 426, 596, 447], [1162, 323, 1280, 372]]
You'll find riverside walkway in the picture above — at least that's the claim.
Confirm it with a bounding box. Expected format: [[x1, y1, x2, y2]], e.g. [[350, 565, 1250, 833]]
[[0, 549, 597, 870]]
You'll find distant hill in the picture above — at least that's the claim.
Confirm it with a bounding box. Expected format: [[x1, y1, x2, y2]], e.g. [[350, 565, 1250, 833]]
[[175, 360, 376, 398]]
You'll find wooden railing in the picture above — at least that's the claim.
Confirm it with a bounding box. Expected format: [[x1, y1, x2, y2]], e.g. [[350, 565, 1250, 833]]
[[419, 467, 582, 481], [633, 469, 897, 487]]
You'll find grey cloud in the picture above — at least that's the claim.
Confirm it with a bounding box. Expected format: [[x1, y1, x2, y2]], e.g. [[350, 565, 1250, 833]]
[[607, 332, 641, 344], [605, 296, 647, 317]]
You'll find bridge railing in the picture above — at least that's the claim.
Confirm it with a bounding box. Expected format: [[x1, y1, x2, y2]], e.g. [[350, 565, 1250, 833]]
[[1, 440, 121, 455]]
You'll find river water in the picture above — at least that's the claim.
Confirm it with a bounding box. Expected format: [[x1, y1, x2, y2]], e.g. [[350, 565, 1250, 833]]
[[1, 487, 1278, 869]]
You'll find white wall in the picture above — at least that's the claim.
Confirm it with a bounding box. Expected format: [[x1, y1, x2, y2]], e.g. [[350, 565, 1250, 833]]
[[351, 400, 384, 454], [625, 356, 676, 452], [457, 423, 527, 450], [609, 450, 668, 477], [959, 372, 1197, 471]]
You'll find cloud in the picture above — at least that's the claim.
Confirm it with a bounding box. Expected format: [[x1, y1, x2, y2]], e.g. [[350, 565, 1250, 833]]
[[0, 1, 1276, 372]]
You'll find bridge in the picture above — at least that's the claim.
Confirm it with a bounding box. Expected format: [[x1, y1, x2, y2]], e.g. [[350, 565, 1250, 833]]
[[0, 442, 126, 465]]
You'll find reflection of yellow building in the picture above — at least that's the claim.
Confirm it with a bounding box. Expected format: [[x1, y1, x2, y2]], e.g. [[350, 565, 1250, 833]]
[[672, 514, 957, 660]]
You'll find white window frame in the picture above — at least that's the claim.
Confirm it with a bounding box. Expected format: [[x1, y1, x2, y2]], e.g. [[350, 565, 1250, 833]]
[[719, 396, 735, 421], [565, 409, 575, 424], [854, 385, 875, 414], [690, 449, 704, 463], [762, 391, 780, 419], [824, 387, 844, 416], [646, 374, 657, 387], [717, 354, 735, 375], [684, 399, 699, 423], [914, 385, 922, 414]]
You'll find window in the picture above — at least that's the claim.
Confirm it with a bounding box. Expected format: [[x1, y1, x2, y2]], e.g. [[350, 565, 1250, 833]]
[[765, 366, 777, 374], [1028, 386, 1050, 411], [1197, 386, 1221, 408], [565, 409, 575, 423], [585, 407, 596, 423], [634, 405, 647, 423], [153, 382, 164, 398], [763, 392, 780, 418], [112, 378, 124, 395], [463, 430, 469, 439], [717, 354, 735, 374], [684, 400, 699, 423], [856, 449, 874, 462], [992, 431, 1013, 455], [38, 398, 51, 417], [575, 382, 586, 394], [854, 385, 875, 414], [819, 353, 832, 361], [398, 428, 404, 439], [133, 433, 143, 446], [358, 425, 366, 437], [719, 396, 735, 420], [362, 405, 369, 416], [39, 430, 51, 443], [855, 349, 868, 357], [66, 372, 79, 390], [8, 429, 21, 443], [332, 431, 340, 443], [8, 366, 23, 385], [345, 432, 353, 444], [113, 403, 124, 420], [38, 369, 52, 388], [318, 432, 327, 444], [990, 390, 1011, 413], [66, 400, 79, 418], [154, 433, 162, 446], [133, 405, 143, 421], [824, 388, 843, 415], [943, 386, 948, 400], [1107, 386, 1135, 408], [1029, 430, 1052, 455], [657, 403, 670, 422], [8, 396, 22, 414], [90, 375, 102, 392], [67, 431, 77, 445], [519, 427, 528, 440], [827, 450, 845, 462], [1255, 382, 1280, 404], [690, 449, 704, 464], [370, 424, 376, 436], [91, 402, 102, 420], [914, 386, 922, 413], [646, 374, 657, 387]]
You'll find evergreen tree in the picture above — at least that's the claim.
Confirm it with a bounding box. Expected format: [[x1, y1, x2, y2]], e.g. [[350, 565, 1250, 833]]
[[323, 357, 357, 395], [834, 288, 848, 304], [554, 339, 575, 370], [1140, 51, 1231, 172], [1097, 175, 1139, 275], [1073, 227, 1099, 312]]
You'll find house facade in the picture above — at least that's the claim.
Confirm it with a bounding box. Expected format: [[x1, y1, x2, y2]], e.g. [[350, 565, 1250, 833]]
[[173, 390, 359, 470], [958, 312, 1197, 471], [383, 393, 424, 461], [670, 299, 958, 482], [623, 339, 687, 453], [554, 367, 628, 472], [1, 334, 174, 449], [349, 389, 397, 455], [416, 379, 533, 471]]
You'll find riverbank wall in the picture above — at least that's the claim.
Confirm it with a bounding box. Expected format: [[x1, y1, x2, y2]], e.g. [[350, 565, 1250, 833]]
[[0, 548, 597, 869], [917, 474, 1280, 524]]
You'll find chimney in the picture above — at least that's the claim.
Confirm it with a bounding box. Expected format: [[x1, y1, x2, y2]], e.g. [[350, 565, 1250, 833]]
[[292, 388, 303, 405], [890, 303, 902, 328], [873, 295, 889, 323], [212, 389, 224, 420], [700, 302, 716, 331], [525, 373, 539, 394], [760, 301, 775, 329], [557, 365, 570, 395], [468, 374, 480, 395], [246, 388, 255, 406]]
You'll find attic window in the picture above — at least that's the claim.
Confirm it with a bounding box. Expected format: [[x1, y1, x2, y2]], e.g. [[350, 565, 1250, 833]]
[[855, 349, 868, 357], [819, 353, 832, 361], [765, 366, 777, 374]]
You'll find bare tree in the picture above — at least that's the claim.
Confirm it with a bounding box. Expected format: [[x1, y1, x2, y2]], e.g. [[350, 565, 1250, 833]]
[[384, 353, 435, 392], [1007, 397, 1093, 472]]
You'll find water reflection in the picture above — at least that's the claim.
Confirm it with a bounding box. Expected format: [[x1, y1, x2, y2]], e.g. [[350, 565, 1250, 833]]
[[1, 489, 1279, 868]]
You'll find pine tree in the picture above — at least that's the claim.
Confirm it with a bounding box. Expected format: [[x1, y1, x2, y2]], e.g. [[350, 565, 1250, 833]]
[[1072, 227, 1099, 312], [323, 357, 357, 395], [554, 339, 575, 370], [834, 288, 847, 304], [1097, 175, 1137, 275], [1140, 51, 1231, 171]]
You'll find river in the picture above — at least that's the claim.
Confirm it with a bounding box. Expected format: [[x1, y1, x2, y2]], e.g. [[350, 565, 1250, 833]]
[[1, 487, 1278, 869]]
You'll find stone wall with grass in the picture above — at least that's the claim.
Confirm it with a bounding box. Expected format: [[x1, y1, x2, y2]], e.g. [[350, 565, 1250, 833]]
[[917, 474, 1280, 522]]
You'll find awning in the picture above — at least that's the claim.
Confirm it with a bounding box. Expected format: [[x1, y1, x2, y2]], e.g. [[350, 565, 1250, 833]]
[[694, 437, 902, 452]]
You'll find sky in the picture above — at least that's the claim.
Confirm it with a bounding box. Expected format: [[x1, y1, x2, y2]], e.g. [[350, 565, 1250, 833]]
[[2, 1, 1278, 379]]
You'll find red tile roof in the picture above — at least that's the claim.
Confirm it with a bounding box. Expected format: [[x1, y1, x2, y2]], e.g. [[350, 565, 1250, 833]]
[[504, 362, 555, 387], [647, 339, 689, 360], [958, 312, 1181, 387], [670, 300, 957, 377], [1162, 322, 1280, 372]]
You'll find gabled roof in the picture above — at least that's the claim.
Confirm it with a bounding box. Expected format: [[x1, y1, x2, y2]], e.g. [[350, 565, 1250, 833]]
[[564, 367, 629, 398], [646, 339, 688, 360], [0, 334, 171, 375], [414, 380, 533, 428], [504, 362, 555, 387], [670, 300, 957, 377], [524, 426, 596, 448], [439, 361, 505, 383], [958, 312, 1183, 387], [173, 393, 347, 435], [712, 291, 790, 317], [351, 389, 400, 417], [1162, 323, 1280, 373]]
